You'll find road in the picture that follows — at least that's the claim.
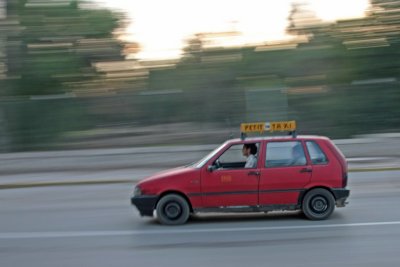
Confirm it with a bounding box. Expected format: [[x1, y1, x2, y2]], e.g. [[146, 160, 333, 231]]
[[1, 170, 400, 267]]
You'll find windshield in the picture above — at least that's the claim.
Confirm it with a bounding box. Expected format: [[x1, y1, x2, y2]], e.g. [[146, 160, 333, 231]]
[[191, 143, 227, 168]]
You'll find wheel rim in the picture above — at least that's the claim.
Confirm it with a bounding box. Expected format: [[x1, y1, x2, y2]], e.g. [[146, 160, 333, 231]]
[[164, 201, 182, 220], [310, 196, 328, 214]]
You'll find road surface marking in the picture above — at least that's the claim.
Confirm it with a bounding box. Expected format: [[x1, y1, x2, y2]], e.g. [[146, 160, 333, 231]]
[[1, 221, 400, 239]]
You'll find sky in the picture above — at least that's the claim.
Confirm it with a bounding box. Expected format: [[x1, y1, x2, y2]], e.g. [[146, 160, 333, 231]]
[[96, 0, 370, 60]]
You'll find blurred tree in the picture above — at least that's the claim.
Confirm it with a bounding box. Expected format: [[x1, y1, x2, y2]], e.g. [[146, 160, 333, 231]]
[[287, 2, 323, 37], [283, 0, 400, 137], [3, 0, 398, 150], [180, 31, 243, 125], [1, 0, 127, 151], [167, 0, 400, 137], [181, 34, 203, 64]]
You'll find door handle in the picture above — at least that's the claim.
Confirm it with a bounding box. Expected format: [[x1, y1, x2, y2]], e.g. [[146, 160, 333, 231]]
[[300, 168, 312, 173], [248, 171, 260, 176]]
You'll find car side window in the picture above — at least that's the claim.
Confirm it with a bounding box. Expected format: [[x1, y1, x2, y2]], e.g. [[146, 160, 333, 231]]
[[306, 141, 328, 164], [216, 143, 259, 169], [266, 141, 307, 167]]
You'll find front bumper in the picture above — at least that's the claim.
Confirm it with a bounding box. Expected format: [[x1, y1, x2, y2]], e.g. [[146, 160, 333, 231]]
[[131, 195, 158, 217], [332, 188, 350, 207]]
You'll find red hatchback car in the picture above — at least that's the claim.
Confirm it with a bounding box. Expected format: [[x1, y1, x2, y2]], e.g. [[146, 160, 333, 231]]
[[131, 126, 349, 225]]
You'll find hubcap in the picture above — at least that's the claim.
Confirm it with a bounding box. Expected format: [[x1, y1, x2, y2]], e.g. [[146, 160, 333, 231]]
[[310, 196, 328, 214], [164, 202, 182, 219]]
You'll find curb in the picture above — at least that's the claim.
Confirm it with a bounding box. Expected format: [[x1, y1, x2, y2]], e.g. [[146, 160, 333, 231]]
[[0, 179, 134, 190], [348, 167, 400, 172], [1, 167, 400, 190]]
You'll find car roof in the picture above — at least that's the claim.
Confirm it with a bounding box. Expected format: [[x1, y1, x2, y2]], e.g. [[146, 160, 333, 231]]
[[227, 135, 330, 143]]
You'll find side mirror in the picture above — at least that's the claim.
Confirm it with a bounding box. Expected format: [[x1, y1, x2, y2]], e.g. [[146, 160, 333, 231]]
[[207, 165, 217, 172]]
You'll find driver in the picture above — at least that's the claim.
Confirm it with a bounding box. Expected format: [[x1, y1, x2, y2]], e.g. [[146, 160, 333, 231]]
[[242, 143, 258, 168]]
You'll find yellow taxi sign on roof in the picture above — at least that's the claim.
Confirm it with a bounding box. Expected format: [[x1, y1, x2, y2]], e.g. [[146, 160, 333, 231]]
[[240, 120, 296, 134], [240, 122, 266, 133], [269, 120, 296, 132]]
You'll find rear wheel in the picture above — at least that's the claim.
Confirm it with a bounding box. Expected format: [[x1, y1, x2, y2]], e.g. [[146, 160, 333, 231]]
[[156, 194, 190, 225], [302, 188, 335, 220]]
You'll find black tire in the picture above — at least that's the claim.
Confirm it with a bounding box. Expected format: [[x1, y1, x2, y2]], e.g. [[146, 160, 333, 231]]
[[156, 194, 190, 225], [302, 188, 335, 220]]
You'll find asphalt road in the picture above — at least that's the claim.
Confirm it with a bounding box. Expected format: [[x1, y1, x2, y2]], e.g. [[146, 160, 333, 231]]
[[1, 170, 400, 267]]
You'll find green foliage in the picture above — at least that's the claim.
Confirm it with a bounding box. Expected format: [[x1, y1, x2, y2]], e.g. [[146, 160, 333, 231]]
[[1, 0, 124, 151], [150, 0, 400, 138], [2, 0, 400, 151]]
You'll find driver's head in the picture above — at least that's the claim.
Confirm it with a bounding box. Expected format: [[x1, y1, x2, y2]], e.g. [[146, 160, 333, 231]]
[[242, 143, 257, 157]]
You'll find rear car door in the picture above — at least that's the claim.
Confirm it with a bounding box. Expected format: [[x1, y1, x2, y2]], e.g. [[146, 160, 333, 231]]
[[259, 140, 312, 206], [305, 139, 344, 188]]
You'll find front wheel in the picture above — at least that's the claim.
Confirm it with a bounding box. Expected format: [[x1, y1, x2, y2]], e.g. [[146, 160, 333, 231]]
[[302, 188, 335, 220], [156, 194, 190, 225]]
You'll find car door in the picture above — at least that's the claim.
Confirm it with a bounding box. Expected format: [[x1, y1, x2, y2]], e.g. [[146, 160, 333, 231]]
[[200, 142, 261, 208], [259, 140, 312, 206]]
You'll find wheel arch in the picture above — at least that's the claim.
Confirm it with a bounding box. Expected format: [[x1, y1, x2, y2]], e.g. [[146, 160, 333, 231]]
[[157, 190, 194, 213], [298, 186, 336, 206]]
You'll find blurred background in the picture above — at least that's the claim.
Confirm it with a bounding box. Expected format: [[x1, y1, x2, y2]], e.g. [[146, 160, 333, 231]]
[[1, 3, 400, 266], [0, 0, 399, 152]]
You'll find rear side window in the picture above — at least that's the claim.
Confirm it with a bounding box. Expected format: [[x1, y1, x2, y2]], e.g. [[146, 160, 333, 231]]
[[306, 141, 328, 164], [266, 141, 307, 167]]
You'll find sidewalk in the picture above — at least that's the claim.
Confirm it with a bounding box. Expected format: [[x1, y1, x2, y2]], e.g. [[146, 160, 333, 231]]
[[347, 157, 400, 171], [1, 157, 399, 190], [1, 134, 400, 189], [2, 139, 400, 175]]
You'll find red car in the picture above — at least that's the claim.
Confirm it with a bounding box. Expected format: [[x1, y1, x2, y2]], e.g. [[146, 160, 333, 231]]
[[131, 122, 349, 225]]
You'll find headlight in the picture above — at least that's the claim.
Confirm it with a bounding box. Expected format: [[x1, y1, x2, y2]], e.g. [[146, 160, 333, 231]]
[[133, 186, 142, 197]]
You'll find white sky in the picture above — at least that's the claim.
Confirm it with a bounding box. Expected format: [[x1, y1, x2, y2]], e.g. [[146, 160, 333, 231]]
[[95, 0, 370, 60]]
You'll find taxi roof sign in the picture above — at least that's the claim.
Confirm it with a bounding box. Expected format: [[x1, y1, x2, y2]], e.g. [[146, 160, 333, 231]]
[[240, 120, 297, 139]]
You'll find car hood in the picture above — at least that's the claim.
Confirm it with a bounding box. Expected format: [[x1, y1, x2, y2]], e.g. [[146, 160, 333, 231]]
[[140, 166, 197, 183]]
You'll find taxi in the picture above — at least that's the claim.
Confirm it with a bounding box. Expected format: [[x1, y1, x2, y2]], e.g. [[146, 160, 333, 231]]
[[131, 121, 350, 225]]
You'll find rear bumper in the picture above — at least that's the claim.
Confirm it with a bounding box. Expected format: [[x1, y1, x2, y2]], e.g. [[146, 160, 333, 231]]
[[131, 195, 158, 217], [332, 188, 350, 207]]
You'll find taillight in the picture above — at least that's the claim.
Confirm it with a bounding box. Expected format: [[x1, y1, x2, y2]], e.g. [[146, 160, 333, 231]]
[[342, 172, 348, 188]]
